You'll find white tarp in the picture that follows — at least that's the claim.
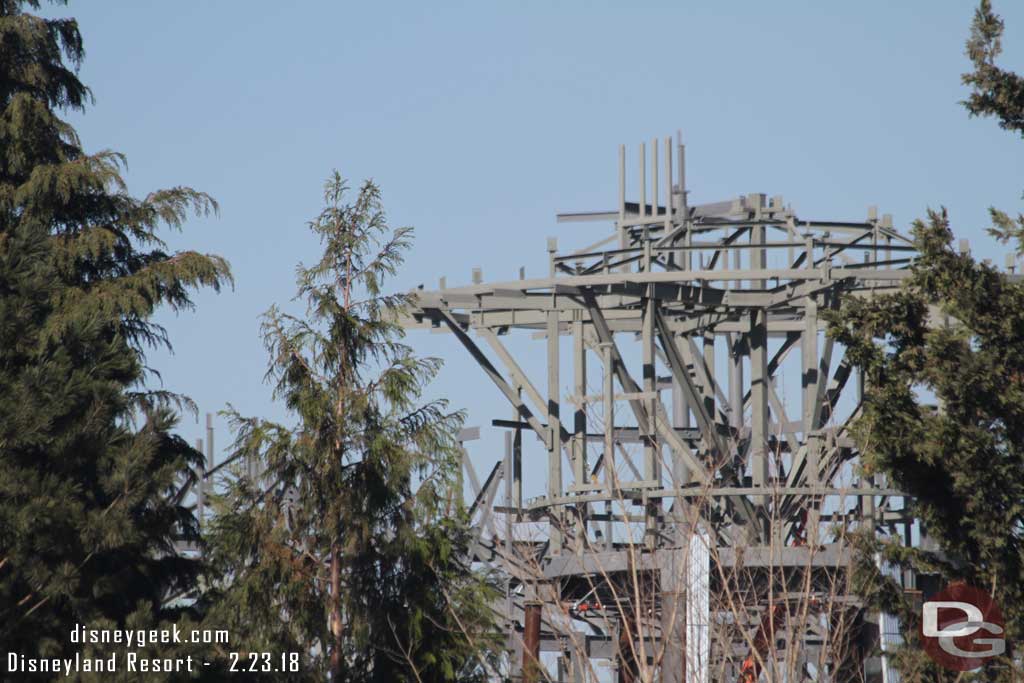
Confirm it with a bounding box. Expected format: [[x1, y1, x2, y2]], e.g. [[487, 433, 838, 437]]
[[876, 553, 903, 683], [687, 529, 711, 683]]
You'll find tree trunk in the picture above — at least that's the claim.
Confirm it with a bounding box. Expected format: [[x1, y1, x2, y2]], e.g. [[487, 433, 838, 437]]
[[329, 543, 342, 680]]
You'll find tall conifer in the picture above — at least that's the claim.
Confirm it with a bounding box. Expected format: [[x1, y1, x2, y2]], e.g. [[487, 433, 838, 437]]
[[203, 173, 496, 682], [830, 2, 1024, 679], [0, 0, 231, 672]]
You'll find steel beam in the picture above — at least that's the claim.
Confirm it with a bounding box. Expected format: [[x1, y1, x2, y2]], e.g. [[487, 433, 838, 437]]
[[437, 308, 550, 445]]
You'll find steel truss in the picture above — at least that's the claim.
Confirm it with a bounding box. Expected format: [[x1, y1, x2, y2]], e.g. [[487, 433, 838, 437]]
[[404, 137, 921, 683]]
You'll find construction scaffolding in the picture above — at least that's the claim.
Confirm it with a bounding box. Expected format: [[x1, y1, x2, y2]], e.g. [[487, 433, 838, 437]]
[[403, 136, 925, 682]]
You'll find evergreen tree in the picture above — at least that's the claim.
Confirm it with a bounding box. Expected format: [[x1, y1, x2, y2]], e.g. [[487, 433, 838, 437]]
[[204, 173, 497, 682], [963, 0, 1024, 137], [829, 2, 1024, 680], [832, 212, 1024, 681], [964, 0, 1024, 253], [0, 0, 231, 677]]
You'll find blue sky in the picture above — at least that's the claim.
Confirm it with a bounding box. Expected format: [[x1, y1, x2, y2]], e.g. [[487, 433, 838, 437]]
[[53, 1, 1023, 471]]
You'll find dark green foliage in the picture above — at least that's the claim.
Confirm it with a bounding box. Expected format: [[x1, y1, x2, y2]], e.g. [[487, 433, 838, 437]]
[[963, 0, 1024, 137], [0, 0, 231, 677], [829, 211, 1024, 680], [964, 0, 1024, 255], [204, 173, 497, 682], [827, 4, 1024, 679]]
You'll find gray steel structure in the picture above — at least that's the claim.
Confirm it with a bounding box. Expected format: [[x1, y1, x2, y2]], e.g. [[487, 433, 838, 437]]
[[418, 138, 922, 681]]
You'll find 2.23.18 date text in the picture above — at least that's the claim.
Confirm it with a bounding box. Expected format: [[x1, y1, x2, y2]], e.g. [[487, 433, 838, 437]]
[[228, 652, 300, 673]]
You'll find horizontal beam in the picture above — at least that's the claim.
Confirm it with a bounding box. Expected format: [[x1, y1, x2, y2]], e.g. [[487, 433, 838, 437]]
[[540, 543, 856, 579], [507, 486, 902, 514]]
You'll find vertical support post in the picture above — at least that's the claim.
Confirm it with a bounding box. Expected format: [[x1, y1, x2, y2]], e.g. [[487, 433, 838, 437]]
[[573, 320, 588, 486], [683, 216, 692, 271], [618, 145, 628, 269], [660, 546, 686, 683], [728, 332, 744, 431], [524, 601, 543, 683], [872, 216, 880, 266], [884, 214, 892, 266], [664, 136, 673, 234], [750, 309, 769, 506], [455, 439, 466, 505], [749, 194, 766, 288], [513, 390, 523, 518], [603, 342, 615, 550], [619, 144, 626, 222], [504, 430, 515, 541], [803, 294, 821, 542], [205, 413, 214, 473], [195, 437, 204, 529], [702, 329, 715, 421], [603, 343, 614, 486], [806, 431, 821, 487], [670, 334, 692, 515], [802, 296, 819, 435], [639, 142, 646, 218], [643, 291, 659, 548], [677, 135, 687, 216], [573, 318, 588, 552], [671, 136, 691, 491], [651, 137, 659, 215], [732, 238, 743, 282], [671, 374, 691, 490], [680, 140, 690, 269], [204, 414, 215, 522], [548, 308, 562, 554], [748, 197, 768, 514]]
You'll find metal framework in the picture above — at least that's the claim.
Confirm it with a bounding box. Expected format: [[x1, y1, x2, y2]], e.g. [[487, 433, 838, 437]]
[[404, 137, 925, 683]]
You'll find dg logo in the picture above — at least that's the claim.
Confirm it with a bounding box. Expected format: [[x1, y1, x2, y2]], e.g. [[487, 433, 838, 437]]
[[921, 582, 1005, 671]]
